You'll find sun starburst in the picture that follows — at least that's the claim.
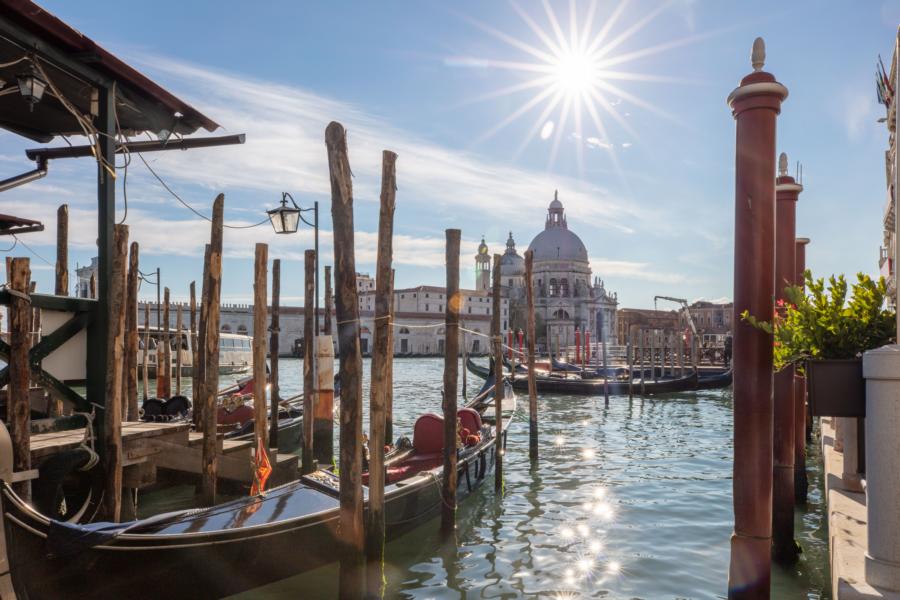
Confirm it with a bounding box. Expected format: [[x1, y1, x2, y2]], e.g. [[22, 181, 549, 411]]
[[453, 0, 711, 181]]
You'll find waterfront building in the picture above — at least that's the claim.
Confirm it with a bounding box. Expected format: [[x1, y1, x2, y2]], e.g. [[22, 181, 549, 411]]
[[479, 191, 619, 347]]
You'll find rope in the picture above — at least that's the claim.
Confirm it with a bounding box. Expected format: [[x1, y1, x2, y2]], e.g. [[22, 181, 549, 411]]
[[136, 153, 269, 230], [12, 235, 52, 266]]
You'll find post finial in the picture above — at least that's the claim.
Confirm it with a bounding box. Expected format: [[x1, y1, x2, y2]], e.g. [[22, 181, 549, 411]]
[[554, 189, 558, 201], [751, 37, 765, 72], [778, 152, 788, 177]]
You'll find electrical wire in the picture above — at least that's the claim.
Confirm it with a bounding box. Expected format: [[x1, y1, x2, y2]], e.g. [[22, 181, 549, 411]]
[[12, 235, 52, 266], [0, 238, 18, 253], [136, 152, 269, 230]]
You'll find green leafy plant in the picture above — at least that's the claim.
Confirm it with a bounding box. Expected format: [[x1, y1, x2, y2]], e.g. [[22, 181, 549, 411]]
[[741, 271, 895, 371]]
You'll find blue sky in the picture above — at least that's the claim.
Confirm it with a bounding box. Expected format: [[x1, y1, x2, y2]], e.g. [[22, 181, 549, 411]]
[[1, 0, 899, 308]]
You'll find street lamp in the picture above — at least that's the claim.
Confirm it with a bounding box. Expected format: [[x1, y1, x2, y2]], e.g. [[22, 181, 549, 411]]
[[16, 60, 47, 112], [269, 192, 320, 338]]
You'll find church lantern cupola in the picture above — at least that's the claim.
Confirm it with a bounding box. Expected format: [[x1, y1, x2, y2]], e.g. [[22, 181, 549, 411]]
[[475, 236, 491, 291]]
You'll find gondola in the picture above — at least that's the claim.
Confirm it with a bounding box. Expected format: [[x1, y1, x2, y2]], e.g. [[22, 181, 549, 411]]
[[471, 358, 732, 395], [0, 376, 515, 600], [469, 357, 701, 395]]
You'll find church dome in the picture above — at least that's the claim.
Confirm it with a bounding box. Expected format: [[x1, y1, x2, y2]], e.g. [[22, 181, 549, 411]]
[[500, 231, 525, 276], [527, 192, 589, 263]]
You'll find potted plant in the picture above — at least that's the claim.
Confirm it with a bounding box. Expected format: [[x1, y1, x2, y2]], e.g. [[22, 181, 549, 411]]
[[742, 271, 895, 417]]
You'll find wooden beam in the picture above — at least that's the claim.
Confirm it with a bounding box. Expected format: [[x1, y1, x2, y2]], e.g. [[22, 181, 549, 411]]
[[252, 244, 269, 458], [302, 249, 316, 474], [441, 228, 460, 538], [367, 150, 397, 592], [8, 258, 31, 500], [124, 242, 139, 420], [200, 198, 224, 505], [103, 224, 128, 521], [492, 253, 503, 493], [55, 204, 68, 296], [525, 250, 538, 463], [269, 260, 281, 449], [326, 121, 365, 598]]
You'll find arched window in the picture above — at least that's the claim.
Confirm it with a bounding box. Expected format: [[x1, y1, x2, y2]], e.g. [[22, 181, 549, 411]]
[[560, 278, 569, 297], [237, 324, 248, 335], [399, 327, 410, 334], [221, 324, 232, 333], [552, 309, 570, 320], [549, 278, 558, 297]]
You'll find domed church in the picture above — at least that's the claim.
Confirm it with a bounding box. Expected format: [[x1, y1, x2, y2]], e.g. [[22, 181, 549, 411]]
[[477, 191, 618, 348]]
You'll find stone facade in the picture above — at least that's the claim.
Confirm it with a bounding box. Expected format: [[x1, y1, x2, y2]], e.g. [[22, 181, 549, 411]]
[[479, 191, 619, 348]]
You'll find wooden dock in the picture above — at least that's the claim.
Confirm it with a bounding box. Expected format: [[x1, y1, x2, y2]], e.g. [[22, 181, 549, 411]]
[[30, 421, 299, 493]]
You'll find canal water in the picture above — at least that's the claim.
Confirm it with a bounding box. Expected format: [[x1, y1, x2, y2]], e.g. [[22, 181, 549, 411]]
[[147, 357, 830, 598]]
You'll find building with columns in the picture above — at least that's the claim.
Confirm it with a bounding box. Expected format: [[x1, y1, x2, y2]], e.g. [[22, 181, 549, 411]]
[[480, 191, 619, 348]]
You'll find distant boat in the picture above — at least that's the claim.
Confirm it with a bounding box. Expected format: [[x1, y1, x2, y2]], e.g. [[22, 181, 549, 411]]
[[137, 327, 252, 378]]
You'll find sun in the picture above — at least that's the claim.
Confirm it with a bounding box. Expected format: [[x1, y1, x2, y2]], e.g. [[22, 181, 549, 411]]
[[453, 0, 709, 179], [553, 50, 599, 96]]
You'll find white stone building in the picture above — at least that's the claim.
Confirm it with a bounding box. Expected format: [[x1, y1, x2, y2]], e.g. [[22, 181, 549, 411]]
[[485, 191, 619, 347]]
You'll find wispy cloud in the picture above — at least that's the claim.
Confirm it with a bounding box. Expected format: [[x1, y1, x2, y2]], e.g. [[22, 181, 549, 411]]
[[590, 257, 692, 284]]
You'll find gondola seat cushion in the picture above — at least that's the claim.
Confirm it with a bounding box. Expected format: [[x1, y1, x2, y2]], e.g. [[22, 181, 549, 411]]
[[412, 413, 444, 454], [457, 408, 482, 441]]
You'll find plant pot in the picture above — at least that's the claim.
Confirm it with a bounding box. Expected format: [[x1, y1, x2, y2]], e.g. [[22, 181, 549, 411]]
[[807, 358, 865, 418]]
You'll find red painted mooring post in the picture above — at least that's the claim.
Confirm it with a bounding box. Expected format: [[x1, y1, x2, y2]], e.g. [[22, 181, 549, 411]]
[[773, 153, 802, 563], [574, 328, 581, 364], [794, 237, 811, 502], [726, 37, 788, 599]]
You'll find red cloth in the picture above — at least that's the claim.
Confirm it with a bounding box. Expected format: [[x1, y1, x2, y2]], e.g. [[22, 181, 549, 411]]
[[413, 413, 444, 453], [250, 438, 272, 496], [217, 404, 254, 426]]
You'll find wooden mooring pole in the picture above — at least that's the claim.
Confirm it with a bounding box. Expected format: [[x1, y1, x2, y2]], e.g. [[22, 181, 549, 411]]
[[302, 250, 316, 474], [326, 121, 365, 599], [367, 150, 397, 595], [142, 303, 150, 402], [253, 244, 269, 459], [200, 196, 225, 505], [124, 242, 139, 420], [628, 327, 634, 400], [772, 152, 801, 563], [103, 224, 128, 521], [492, 253, 503, 493], [525, 250, 538, 463], [441, 228, 460, 539], [269, 259, 281, 449], [195, 246, 210, 430], [190, 281, 197, 399], [8, 258, 31, 500], [324, 265, 333, 336], [162, 287, 171, 400], [726, 37, 786, 598], [55, 204, 68, 296], [385, 269, 395, 446], [175, 304, 183, 396]]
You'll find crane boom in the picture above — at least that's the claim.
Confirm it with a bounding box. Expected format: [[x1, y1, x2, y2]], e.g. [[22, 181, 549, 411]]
[[653, 295, 698, 336]]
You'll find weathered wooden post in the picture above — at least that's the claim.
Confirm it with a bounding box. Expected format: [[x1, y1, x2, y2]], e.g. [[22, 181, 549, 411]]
[[726, 37, 787, 598], [302, 250, 316, 474], [326, 121, 365, 598], [103, 225, 129, 521], [639, 329, 646, 395], [161, 287, 171, 399], [678, 329, 685, 377], [600, 310, 609, 404], [200, 197, 225, 505], [189, 281, 197, 398], [324, 265, 333, 336], [441, 228, 460, 540], [525, 250, 538, 463], [124, 242, 139, 420], [269, 259, 281, 449], [8, 258, 31, 500], [385, 269, 395, 445], [794, 237, 810, 503], [142, 303, 150, 402], [773, 152, 801, 563], [492, 254, 504, 493], [55, 204, 68, 296], [627, 327, 635, 400], [89, 272, 96, 299], [367, 150, 397, 594], [194, 247, 210, 429], [253, 244, 269, 460], [175, 304, 183, 396]]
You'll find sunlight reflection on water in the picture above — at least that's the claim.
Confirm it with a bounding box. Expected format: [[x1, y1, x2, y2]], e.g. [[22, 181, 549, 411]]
[[204, 357, 829, 599]]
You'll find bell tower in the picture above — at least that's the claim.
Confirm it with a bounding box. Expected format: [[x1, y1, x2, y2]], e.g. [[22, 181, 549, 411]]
[[475, 237, 491, 291]]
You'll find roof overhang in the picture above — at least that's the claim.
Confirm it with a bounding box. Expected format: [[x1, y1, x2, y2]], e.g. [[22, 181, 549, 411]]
[[0, 212, 43, 235], [0, 0, 219, 142]]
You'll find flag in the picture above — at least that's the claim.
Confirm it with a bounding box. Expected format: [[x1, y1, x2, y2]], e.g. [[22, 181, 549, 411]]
[[250, 437, 272, 496]]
